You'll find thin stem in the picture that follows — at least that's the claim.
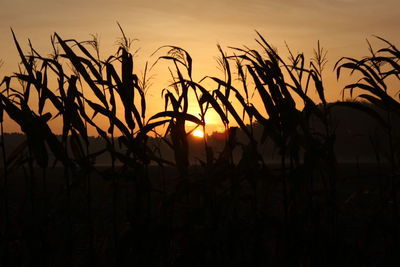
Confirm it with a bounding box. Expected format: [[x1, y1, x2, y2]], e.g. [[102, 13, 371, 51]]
[[1, 123, 9, 267], [110, 132, 118, 264]]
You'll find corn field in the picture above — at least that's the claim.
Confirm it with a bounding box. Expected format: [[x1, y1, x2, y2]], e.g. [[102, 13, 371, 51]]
[[0, 28, 399, 266]]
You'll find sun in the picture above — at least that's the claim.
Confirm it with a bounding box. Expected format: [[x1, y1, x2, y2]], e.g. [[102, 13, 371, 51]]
[[192, 129, 204, 138]]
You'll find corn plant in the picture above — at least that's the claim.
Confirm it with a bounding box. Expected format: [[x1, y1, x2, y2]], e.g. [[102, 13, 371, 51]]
[[3, 27, 400, 265], [150, 46, 206, 177], [336, 37, 400, 262], [193, 33, 339, 265]]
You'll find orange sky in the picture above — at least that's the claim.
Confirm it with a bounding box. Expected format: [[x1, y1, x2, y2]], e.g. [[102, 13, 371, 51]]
[[1, 0, 399, 135]]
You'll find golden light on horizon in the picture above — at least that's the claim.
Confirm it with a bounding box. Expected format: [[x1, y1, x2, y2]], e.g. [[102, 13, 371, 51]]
[[192, 129, 204, 138]]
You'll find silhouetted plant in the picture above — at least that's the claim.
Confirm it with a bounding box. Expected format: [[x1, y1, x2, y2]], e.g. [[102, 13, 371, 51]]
[[336, 37, 400, 262], [1, 28, 399, 266]]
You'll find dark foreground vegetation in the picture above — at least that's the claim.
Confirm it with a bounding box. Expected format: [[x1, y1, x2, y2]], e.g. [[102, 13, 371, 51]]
[[0, 27, 400, 266]]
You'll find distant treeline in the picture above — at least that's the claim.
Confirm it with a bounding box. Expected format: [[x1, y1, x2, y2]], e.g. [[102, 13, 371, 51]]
[[0, 103, 392, 166]]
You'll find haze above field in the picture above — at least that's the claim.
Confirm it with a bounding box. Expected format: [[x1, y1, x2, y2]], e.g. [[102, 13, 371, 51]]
[[1, 0, 399, 134]]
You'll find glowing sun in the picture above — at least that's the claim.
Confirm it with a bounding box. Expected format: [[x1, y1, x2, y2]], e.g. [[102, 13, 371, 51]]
[[192, 129, 204, 138]]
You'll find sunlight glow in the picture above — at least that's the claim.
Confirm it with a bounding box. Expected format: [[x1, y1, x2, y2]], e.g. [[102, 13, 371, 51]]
[[192, 129, 204, 138]]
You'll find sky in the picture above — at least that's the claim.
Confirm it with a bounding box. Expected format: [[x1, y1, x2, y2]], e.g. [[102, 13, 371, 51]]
[[1, 0, 399, 134]]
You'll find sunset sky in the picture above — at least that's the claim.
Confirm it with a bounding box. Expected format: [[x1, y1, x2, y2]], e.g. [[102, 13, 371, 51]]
[[1, 0, 399, 134]]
